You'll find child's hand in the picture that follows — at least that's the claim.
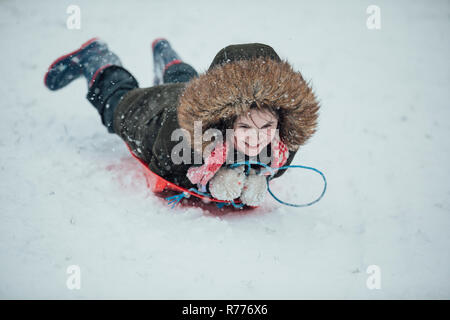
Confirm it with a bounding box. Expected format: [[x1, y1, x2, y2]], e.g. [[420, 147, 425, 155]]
[[209, 166, 245, 200], [240, 169, 267, 206]]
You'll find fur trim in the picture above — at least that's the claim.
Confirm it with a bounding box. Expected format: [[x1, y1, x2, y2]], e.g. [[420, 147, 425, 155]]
[[177, 57, 320, 155]]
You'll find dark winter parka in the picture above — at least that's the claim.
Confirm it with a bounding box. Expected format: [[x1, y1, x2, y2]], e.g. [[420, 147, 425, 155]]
[[112, 43, 320, 190]]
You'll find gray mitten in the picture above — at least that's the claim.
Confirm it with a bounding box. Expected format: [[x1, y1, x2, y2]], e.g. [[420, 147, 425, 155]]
[[240, 169, 268, 206], [209, 166, 245, 200]]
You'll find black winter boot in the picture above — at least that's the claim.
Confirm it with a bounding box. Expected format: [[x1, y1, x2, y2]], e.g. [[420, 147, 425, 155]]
[[151, 38, 198, 85], [44, 38, 122, 90]]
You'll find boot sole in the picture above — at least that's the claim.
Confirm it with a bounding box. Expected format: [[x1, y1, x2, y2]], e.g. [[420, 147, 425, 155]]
[[151, 37, 168, 51], [44, 37, 100, 89]]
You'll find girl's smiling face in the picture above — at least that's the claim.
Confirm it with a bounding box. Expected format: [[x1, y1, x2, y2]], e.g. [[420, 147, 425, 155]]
[[233, 108, 279, 157]]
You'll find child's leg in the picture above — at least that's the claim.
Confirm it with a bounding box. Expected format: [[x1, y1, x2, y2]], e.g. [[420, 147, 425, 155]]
[[152, 38, 198, 85], [86, 65, 138, 133], [44, 38, 138, 134]]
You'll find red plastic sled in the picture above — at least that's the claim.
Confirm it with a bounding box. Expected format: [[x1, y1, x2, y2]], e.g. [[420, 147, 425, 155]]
[[124, 143, 246, 207]]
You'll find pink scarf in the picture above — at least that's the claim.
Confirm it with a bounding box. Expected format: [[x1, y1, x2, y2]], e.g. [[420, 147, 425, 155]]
[[186, 135, 290, 186]]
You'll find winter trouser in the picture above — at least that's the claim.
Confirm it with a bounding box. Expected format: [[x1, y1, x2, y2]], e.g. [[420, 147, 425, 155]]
[[86, 62, 198, 134]]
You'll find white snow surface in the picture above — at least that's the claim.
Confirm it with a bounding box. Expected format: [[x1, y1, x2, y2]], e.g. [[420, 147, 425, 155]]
[[0, 0, 449, 299]]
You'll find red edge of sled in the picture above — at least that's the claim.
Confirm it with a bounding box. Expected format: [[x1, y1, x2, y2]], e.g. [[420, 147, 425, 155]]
[[124, 143, 242, 204]]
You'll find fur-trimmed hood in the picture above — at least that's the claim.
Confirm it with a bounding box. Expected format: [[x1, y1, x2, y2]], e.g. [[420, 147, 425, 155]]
[[177, 43, 320, 155]]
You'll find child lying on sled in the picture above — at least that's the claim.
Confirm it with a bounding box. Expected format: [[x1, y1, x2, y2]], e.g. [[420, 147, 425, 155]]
[[44, 38, 320, 206]]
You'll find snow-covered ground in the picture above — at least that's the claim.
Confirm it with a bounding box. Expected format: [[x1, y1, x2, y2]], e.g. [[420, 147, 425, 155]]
[[0, 0, 449, 299]]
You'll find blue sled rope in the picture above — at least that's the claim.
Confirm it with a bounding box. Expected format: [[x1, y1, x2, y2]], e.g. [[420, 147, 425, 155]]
[[165, 161, 327, 209]]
